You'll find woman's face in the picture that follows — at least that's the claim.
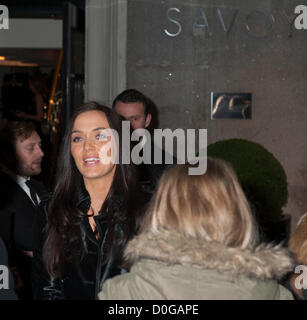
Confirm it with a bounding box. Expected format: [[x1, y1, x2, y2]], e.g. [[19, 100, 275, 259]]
[[71, 110, 117, 182]]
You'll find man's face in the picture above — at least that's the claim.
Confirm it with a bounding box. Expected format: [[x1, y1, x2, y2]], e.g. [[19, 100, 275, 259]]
[[114, 101, 152, 130], [15, 131, 44, 178]]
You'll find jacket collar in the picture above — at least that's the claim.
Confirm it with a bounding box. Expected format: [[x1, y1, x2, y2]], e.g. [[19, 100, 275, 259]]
[[75, 180, 91, 212], [75, 180, 125, 218], [124, 229, 294, 280]]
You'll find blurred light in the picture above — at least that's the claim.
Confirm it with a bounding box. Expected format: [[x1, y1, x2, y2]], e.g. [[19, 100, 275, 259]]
[[0, 56, 5, 60], [0, 60, 38, 67]]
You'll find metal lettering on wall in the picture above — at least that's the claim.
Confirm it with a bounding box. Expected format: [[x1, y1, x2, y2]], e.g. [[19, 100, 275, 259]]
[[211, 93, 252, 120], [164, 7, 298, 38]]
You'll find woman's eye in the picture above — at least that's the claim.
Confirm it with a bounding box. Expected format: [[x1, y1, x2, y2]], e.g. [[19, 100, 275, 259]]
[[96, 133, 107, 141], [72, 136, 82, 143]]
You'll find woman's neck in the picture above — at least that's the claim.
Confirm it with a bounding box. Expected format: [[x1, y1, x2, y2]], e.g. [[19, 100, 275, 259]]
[[83, 169, 115, 214]]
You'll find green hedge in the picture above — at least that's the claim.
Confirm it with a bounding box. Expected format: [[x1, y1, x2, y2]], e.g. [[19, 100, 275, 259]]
[[206, 139, 288, 223]]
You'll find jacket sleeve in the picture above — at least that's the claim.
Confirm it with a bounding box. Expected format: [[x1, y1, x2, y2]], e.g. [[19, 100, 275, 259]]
[[278, 284, 294, 300], [98, 277, 125, 300], [31, 202, 64, 300]]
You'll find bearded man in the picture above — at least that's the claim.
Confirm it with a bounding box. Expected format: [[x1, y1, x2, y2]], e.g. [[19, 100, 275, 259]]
[[0, 121, 47, 300]]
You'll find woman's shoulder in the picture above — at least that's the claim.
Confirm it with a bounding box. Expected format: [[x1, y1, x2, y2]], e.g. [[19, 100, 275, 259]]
[[98, 260, 157, 300]]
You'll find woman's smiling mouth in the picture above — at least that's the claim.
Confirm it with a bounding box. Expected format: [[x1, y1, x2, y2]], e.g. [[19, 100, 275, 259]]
[[83, 157, 100, 166]]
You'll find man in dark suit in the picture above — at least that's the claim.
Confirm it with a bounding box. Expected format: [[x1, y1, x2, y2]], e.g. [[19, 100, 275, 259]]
[[112, 89, 174, 195], [0, 121, 46, 300]]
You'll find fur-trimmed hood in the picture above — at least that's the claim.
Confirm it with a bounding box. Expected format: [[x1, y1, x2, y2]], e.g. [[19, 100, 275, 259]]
[[125, 229, 294, 280]]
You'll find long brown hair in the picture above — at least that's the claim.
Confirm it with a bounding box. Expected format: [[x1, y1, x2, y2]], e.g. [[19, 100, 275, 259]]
[[43, 102, 139, 277]]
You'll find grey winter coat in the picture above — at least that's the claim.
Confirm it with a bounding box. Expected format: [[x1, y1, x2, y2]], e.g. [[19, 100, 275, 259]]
[[99, 230, 294, 300]]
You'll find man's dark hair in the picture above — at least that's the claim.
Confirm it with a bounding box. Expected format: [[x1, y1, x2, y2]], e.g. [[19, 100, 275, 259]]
[[112, 89, 154, 116], [0, 121, 35, 169]]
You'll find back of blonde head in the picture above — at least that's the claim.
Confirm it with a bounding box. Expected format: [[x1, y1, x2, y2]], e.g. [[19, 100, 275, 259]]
[[289, 213, 307, 265], [142, 157, 258, 249]]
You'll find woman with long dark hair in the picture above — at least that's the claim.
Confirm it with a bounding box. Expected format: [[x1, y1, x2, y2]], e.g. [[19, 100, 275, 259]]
[[32, 102, 142, 300]]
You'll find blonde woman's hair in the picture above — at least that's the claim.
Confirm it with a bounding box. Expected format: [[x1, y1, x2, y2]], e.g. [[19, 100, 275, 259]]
[[141, 157, 258, 249], [289, 213, 307, 265]]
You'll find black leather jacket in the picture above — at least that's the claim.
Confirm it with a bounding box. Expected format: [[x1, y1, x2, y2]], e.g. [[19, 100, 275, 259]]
[[31, 185, 128, 300]]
